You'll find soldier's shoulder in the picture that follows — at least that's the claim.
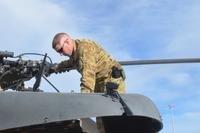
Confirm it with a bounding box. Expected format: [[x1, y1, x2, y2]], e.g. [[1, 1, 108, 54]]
[[76, 39, 98, 48], [75, 39, 97, 54], [78, 39, 97, 44]]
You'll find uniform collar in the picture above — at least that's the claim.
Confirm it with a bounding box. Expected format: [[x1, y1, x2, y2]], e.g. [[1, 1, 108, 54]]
[[70, 39, 78, 61]]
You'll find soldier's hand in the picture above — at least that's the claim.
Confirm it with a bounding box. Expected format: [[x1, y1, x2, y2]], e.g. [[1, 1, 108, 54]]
[[45, 63, 59, 77], [45, 63, 72, 77], [50, 63, 59, 73]]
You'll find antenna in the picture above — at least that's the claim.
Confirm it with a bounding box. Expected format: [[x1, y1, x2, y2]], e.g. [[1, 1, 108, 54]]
[[168, 105, 175, 133]]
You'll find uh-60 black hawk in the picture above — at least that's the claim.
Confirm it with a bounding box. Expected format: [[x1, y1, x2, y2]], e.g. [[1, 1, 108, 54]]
[[1, 50, 199, 133]]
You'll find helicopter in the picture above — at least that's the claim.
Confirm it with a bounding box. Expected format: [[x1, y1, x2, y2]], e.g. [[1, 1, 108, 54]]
[[1, 50, 199, 133]]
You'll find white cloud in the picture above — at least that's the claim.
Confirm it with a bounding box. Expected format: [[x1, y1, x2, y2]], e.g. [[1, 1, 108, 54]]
[[173, 111, 200, 133], [165, 4, 200, 57], [0, 0, 80, 53]]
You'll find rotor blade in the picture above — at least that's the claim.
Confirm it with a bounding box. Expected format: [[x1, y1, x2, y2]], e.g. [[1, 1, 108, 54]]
[[119, 58, 200, 66]]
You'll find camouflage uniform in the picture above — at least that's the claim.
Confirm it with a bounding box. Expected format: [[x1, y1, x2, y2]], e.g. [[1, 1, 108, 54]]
[[57, 39, 126, 133], [57, 39, 126, 93]]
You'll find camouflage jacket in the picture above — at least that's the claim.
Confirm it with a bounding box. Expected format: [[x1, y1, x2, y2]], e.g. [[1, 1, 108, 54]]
[[57, 39, 122, 92]]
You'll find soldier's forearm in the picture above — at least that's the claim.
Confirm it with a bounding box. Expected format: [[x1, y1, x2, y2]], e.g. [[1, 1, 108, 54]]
[[80, 88, 93, 93], [80, 81, 94, 93]]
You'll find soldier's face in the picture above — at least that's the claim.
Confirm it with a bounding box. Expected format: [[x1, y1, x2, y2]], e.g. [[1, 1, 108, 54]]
[[54, 36, 73, 57]]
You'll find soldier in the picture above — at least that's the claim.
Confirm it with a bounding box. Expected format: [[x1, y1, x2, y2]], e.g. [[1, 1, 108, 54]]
[[51, 32, 126, 94], [51, 32, 126, 133]]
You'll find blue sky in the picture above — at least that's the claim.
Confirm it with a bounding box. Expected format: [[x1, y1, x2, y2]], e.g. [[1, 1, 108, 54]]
[[1, 0, 200, 132]]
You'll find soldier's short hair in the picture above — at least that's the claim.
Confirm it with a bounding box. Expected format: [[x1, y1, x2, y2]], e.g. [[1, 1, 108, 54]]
[[52, 33, 69, 48]]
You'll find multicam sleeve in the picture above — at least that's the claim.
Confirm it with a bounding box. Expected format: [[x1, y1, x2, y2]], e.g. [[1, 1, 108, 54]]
[[78, 45, 96, 93]]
